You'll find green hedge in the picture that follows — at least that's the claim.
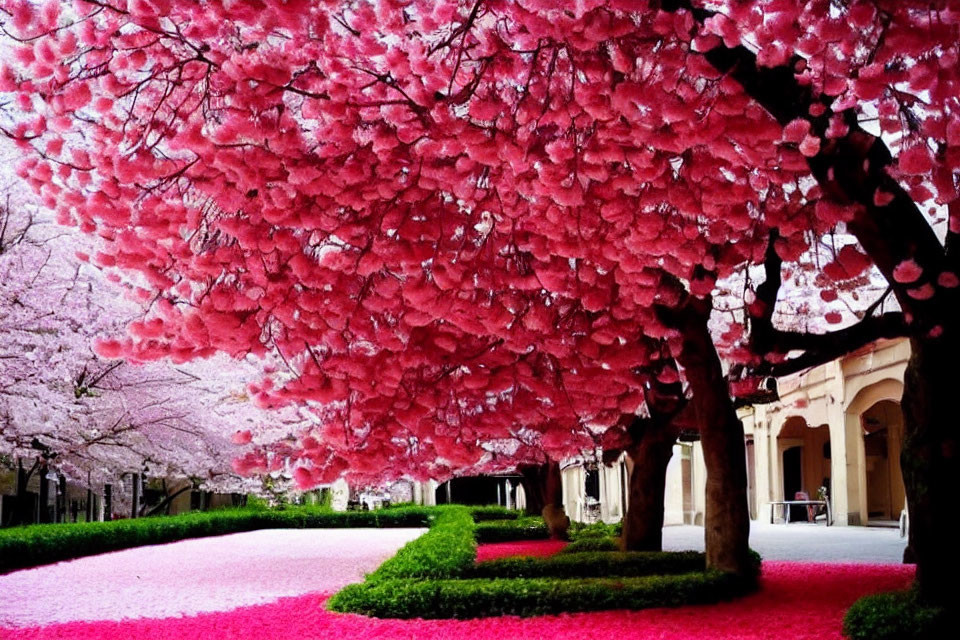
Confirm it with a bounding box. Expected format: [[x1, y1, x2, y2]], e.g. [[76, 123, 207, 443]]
[[368, 506, 476, 580], [330, 570, 755, 619], [561, 536, 620, 553], [474, 517, 549, 542], [468, 506, 522, 522], [569, 520, 622, 540], [843, 589, 949, 640], [469, 550, 705, 579], [0, 505, 437, 574], [330, 507, 761, 618]]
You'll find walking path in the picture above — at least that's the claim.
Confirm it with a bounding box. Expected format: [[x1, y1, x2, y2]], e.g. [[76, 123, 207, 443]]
[[664, 522, 908, 563], [0, 528, 425, 628]]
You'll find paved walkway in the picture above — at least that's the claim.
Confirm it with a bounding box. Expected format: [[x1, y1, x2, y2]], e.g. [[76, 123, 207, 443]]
[[0, 528, 425, 628], [663, 522, 908, 563]]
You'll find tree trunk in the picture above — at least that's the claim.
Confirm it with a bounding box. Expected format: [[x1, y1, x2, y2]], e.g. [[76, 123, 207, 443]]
[[131, 473, 140, 519], [518, 463, 548, 516], [57, 474, 67, 523], [544, 460, 563, 508], [14, 458, 32, 526], [37, 463, 50, 524], [665, 299, 753, 577], [103, 484, 112, 521], [541, 459, 569, 540], [621, 425, 677, 552], [519, 461, 569, 538], [900, 335, 960, 607]]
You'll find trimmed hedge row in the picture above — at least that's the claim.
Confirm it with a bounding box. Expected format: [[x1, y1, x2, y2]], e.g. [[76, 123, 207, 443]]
[[330, 571, 755, 619], [330, 508, 762, 618], [843, 589, 949, 640], [561, 536, 620, 553], [467, 506, 522, 522], [368, 506, 476, 580], [474, 517, 549, 542], [469, 550, 705, 579]]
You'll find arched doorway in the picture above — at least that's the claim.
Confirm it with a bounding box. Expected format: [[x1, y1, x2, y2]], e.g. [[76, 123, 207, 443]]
[[861, 400, 905, 523], [777, 416, 832, 522]]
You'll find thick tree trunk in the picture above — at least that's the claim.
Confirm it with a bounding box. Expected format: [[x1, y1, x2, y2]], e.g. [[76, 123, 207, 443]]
[[621, 425, 676, 552], [544, 460, 563, 508], [699, 405, 752, 576], [520, 461, 569, 539], [901, 335, 960, 607], [664, 299, 753, 577], [518, 464, 547, 516]]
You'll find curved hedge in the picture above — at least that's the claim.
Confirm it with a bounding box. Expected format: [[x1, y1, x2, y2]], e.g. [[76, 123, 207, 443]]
[[331, 570, 754, 619], [368, 507, 476, 580], [329, 509, 761, 618]]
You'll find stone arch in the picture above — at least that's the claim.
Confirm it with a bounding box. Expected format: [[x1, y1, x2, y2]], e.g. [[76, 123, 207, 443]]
[[843, 378, 906, 525], [772, 414, 831, 522], [845, 378, 903, 416]]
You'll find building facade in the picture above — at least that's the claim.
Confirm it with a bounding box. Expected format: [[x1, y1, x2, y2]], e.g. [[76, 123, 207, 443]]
[[561, 338, 909, 528]]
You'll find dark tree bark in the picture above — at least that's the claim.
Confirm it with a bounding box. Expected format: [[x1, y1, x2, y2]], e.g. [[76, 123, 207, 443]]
[[13, 458, 39, 526], [900, 336, 960, 606], [518, 461, 564, 513], [103, 483, 112, 521], [621, 422, 678, 552], [131, 473, 141, 519], [518, 460, 568, 538], [37, 463, 50, 524], [57, 474, 67, 524], [517, 463, 548, 516], [659, 296, 753, 577], [541, 460, 569, 540]]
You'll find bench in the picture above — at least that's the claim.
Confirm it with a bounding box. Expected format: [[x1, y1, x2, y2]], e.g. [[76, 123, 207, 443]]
[[769, 499, 832, 525]]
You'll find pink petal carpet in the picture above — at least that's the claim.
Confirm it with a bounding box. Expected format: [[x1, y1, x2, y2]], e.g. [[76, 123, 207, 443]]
[[475, 539, 568, 561], [0, 534, 914, 639]]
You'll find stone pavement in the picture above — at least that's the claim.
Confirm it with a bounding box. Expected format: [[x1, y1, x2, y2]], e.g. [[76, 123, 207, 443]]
[[663, 522, 908, 563]]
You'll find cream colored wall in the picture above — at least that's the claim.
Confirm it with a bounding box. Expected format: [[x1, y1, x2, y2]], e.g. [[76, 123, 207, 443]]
[[559, 454, 631, 524], [663, 446, 685, 525], [747, 338, 909, 526], [598, 457, 626, 523], [561, 464, 584, 521]]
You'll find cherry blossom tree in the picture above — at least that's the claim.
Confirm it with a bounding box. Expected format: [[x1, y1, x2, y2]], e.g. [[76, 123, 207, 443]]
[[1, 0, 957, 592], [0, 173, 295, 518]]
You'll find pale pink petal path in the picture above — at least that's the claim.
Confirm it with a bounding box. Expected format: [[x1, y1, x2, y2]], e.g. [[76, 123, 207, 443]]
[[0, 528, 425, 628], [0, 533, 914, 639]]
